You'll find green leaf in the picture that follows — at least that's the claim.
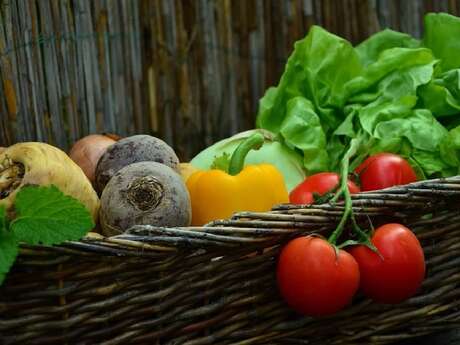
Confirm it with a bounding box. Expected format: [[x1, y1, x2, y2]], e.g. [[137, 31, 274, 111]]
[[418, 70, 460, 117], [404, 109, 447, 151], [423, 13, 460, 72], [11, 185, 94, 245], [0, 230, 18, 285], [346, 48, 435, 99], [279, 97, 329, 174], [355, 29, 421, 67], [373, 109, 447, 152], [256, 25, 363, 138], [440, 125, 460, 169], [0, 206, 8, 232], [356, 60, 436, 136], [256, 87, 279, 132], [334, 109, 357, 138], [210, 152, 231, 172], [412, 149, 451, 177], [407, 157, 427, 180]]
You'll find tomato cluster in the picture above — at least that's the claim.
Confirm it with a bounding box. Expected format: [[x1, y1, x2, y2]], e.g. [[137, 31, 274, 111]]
[[278, 153, 426, 316], [289, 172, 360, 204], [289, 153, 418, 205]]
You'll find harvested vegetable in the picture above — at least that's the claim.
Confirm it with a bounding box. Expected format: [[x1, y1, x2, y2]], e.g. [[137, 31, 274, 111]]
[[190, 129, 305, 192], [256, 13, 460, 179], [267, 12, 451, 316], [277, 236, 360, 316], [355, 153, 418, 191], [179, 163, 199, 182], [289, 172, 360, 204], [99, 161, 191, 236], [95, 135, 180, 194], [348, 224, 425, 304], [0, 142, 99, 221], [187, 133, 289, 226], [69, 133, 120, 184]]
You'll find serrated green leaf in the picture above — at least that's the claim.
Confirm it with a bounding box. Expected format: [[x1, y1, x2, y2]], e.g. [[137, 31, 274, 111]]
[[0, 230, 18, 285], [11, 185, 94, 245]]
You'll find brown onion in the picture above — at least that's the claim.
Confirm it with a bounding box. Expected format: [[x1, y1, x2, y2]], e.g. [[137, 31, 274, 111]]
[[69, 134, 120, 184]]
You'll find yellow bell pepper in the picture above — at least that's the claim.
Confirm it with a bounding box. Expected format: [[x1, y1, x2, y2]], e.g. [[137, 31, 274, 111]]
[[186, 133, 289, 226], [179, 162, 199, 182]]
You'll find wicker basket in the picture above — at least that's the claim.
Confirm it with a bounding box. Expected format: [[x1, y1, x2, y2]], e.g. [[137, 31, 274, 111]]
[[1, 176, 460, 344]]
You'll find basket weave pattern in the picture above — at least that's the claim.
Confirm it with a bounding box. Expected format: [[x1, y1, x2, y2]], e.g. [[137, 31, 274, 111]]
[[1, 177, 460, 344]]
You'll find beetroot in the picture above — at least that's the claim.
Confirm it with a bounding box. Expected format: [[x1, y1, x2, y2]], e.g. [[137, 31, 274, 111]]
[[99, 161, 191, 236], [95, 135, 180, 194]]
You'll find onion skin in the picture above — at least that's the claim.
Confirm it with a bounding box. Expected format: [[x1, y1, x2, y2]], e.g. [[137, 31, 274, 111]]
[[69, 134, 119, 184]]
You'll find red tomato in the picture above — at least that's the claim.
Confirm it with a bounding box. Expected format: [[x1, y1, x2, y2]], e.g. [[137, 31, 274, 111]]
[[277, 236, 360, 316], [348, 224, 425, 304], [355, 153, 417, 191], [289, 172, 360, 204]]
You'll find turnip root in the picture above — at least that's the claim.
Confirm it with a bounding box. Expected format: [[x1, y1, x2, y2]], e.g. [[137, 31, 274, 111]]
[[99, 161, 191, 236], [0, 142, 100, 221], [95, 135, 180, 194]]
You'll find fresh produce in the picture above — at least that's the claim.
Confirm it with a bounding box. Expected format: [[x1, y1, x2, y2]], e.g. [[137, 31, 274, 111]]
[[0, 185, 94, 285], [95, 135, 180, 194], [256, 14, 460, 315], [179, 163, 199, 182], [69, 133, 120, 184], [187, 133, 289, 226], [190, 129, 305, 192], [99, 161, 191, 236], [277, 236, 360, 316], [355, 153, 418, 191], [256, 13, 460, 180], [289, 172, 360, 204], [348, 224, 425, 304], [0, 142, 99, 221]]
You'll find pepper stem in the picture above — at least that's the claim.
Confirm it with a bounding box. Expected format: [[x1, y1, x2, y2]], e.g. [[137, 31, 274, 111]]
[[228, 133, 265, 175]]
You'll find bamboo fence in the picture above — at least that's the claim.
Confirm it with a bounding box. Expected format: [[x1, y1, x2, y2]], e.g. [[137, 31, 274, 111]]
[[0, 0, 460, 161]]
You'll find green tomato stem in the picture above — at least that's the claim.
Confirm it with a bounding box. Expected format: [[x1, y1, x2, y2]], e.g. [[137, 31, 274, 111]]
[[328, 137, 362, 245], [330, 189, 343, 205], [228, 133, 265, 175]]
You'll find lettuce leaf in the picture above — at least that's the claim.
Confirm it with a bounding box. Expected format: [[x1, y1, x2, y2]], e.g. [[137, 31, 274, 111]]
[[418, 69, 460, 117], [424, 13, 460, 72], [257, 25, 362, 135], [280, 97, 329, 174], [355, 29, 421, 66]]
